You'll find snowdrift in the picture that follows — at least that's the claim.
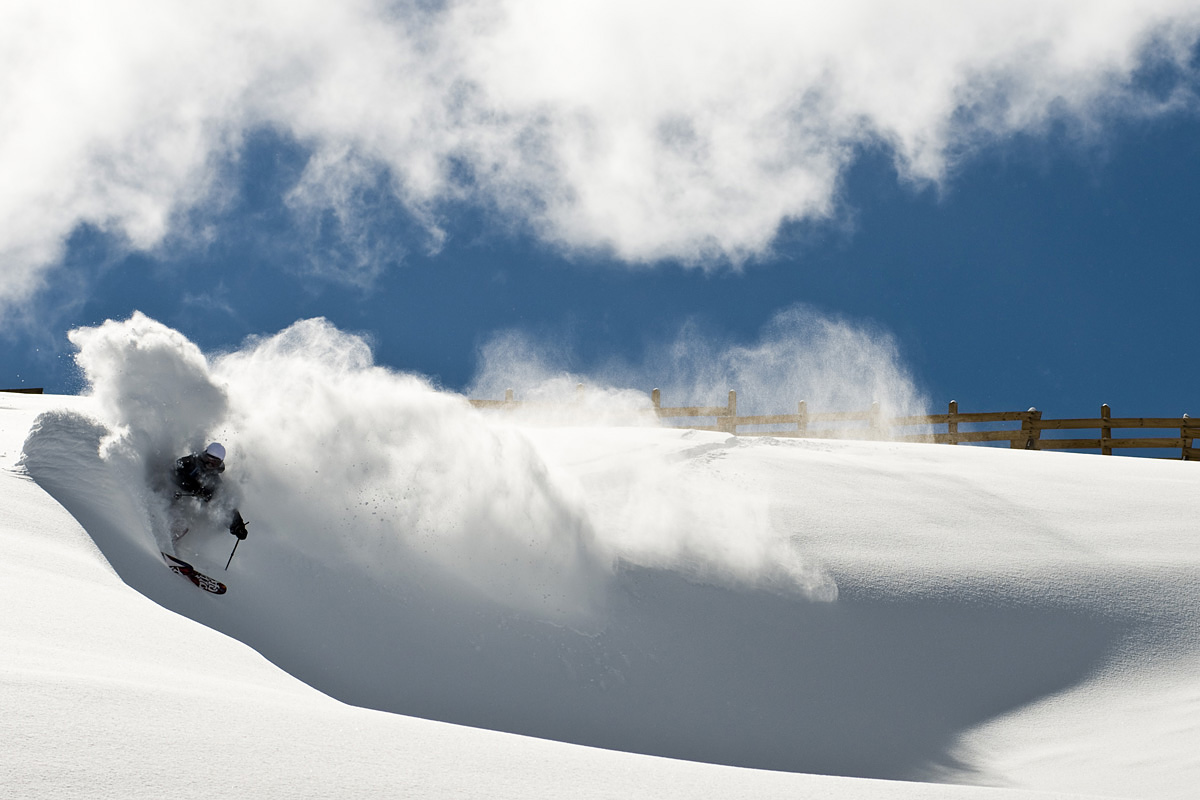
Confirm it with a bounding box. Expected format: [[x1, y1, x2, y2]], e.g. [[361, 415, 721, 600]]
[[9, 314, 1200, 797]]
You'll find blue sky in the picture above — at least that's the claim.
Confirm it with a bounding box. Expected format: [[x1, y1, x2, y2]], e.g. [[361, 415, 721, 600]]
[[3, 3, 1200, 421]]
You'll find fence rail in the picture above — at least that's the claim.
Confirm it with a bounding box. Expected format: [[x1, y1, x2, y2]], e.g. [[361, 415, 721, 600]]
[[469, 387, 1198, 460]]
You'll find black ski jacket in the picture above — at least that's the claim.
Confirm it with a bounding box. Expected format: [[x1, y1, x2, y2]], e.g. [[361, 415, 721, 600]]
[[173, 453, 224, 501]]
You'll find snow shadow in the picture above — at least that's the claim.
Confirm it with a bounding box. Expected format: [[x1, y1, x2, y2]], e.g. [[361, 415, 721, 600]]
[[290, 564, 1128, 781], [571, 568, 1131, 779]]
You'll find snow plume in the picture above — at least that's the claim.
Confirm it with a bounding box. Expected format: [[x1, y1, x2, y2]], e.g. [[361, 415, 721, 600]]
[[66, 313, 607, 618], [468, 330, 837, 596], [577, 431, 837, 599], [68, 313, 229, 467], [63, 313, 835, 615], [638, 306, 929, 422], [472, 304, 928, 425], [465, 305, 922, 597], [469, 330, 657, 427], [213, 319, 608, 617], [4, 2, 1200, 311]]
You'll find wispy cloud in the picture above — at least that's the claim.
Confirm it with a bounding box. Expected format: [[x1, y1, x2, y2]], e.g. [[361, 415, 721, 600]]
[[2, 0, 1198, 311]]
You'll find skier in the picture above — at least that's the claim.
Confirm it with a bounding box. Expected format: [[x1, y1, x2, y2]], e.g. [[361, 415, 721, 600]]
[[173, 442, 248, 542]]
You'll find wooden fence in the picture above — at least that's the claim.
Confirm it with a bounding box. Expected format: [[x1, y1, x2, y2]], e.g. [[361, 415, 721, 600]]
[[470, 387, 1199, 460]]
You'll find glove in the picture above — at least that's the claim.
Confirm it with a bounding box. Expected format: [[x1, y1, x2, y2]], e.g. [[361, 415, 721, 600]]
[[229, 512, 248, 540]]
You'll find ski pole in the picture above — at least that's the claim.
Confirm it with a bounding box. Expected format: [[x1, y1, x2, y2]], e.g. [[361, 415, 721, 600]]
[[225, 538, 240, 570], [226, 511, 248, 571]]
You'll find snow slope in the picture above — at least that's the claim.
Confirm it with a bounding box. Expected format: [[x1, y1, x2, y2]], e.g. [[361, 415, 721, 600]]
[[5, 314, 1199, 798], [6, 391, 1086, 800]]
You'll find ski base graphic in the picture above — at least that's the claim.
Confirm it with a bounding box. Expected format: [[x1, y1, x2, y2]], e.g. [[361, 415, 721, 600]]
[[161, 552, 227, 595]]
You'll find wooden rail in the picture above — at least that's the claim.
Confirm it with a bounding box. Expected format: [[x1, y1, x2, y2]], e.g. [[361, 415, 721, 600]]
[[470, 388, 1198, 460], [1, 387, 44, 394]]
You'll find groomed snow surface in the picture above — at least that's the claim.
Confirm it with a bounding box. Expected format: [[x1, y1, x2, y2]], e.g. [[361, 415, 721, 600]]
[[3, 324, 1199, 799]]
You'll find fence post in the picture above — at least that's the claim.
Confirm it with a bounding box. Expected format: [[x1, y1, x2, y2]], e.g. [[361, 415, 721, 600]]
[[1101, 404, 1112, 456], [721, 390, 738, 434], [1016, 408, 1042, 449], [505, 388, 514, 408], [652, 388, 661, 410], [797, 400, 808, 437], [947, 400, 959, 445], [870, 401, 882, 439], [1183, 414, 1194, 461]]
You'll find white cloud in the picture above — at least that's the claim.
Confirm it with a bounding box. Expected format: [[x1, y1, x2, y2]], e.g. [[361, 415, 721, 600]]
[[1, 0, 1198, 309]]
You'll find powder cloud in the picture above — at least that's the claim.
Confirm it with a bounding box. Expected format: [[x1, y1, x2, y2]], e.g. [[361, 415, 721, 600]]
[[465, 304, 922, 599], [63, 313, 839, 620], [472, 304, 928, 422]]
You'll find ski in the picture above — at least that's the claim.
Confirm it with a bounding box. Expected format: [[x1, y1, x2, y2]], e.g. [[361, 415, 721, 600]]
[[161, 551, 227, 595]]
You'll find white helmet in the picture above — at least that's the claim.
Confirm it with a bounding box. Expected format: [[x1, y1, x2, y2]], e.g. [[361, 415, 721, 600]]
[[205, 442, 226, 461]]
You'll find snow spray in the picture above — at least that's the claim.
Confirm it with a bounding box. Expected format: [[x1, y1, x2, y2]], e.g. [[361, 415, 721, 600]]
[[61, 311, 850, 619]]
